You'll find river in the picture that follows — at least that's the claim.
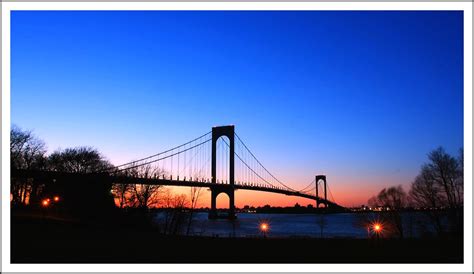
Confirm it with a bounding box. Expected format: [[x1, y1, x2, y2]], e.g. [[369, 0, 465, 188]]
[[154, 211, 439, 238]]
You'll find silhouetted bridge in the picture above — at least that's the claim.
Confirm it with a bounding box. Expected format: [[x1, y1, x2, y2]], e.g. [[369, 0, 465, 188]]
[[12, 125, 345, 219]]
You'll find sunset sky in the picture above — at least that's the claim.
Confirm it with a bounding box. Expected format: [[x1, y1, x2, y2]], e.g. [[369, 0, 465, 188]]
[[11, 11, 463, 207]]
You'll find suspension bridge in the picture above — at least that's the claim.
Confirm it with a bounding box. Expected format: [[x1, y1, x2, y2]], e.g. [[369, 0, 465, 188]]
[[12, 125, 345, 219]]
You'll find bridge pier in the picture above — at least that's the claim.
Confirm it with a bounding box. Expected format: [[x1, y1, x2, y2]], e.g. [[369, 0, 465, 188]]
[[209, 125, 236, 220], [209, 185, 236, 219], [315, 175, 328, 208]]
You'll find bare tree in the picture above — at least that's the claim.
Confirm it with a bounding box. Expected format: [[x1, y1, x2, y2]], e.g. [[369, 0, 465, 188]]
[[186, 186, 203, 235], [367, 196, 378, 210], [48, 147, 112, 173], [130, 184, 162, 209], [161, 188, 174, 234], [128, 165, 164, 209], [160, 189, 189, 235], [368, 185, 407, 238], [170, 194, 188, 235], [10, 125, 47, 206], [11, 125, 47, 170], [111, 183, 133, 209], [378, 186, 407, 210], [409, 147, 463, 235], [410, 166, 446, 209], [425, 147, 462, 208], [455, 148, 463, 207], [409, 166, 445, 235]]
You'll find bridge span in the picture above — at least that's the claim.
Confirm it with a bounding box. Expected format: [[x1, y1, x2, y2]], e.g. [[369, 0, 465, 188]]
[[12, 125, 345, 219]]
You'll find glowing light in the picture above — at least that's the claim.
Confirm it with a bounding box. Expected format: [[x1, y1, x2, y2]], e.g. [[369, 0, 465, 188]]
[[42, 199, 49, 207], [260, 223, 269, 232], [373, 223, 382, 232], [53, 196, 59, 202]]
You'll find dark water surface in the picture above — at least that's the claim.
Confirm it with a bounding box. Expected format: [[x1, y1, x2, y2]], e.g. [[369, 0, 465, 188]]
[[155, 212, 436, 238]]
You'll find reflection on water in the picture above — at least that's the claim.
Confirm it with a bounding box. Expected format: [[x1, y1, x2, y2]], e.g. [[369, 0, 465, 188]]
[[154, 212, 437, 238]]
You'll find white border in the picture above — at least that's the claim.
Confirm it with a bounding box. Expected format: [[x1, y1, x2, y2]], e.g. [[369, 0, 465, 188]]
[[2, 1, 472, 272]]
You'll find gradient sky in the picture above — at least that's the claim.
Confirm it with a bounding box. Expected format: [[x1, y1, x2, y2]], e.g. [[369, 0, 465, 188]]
[[11, 11, 463, 207]]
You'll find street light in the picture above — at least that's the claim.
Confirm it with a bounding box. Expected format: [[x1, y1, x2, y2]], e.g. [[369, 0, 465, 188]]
[[42, 199, 49, 207], [367, 222, 384, 238], [372, 222, 383, 239], [260, 222, 269, 238]]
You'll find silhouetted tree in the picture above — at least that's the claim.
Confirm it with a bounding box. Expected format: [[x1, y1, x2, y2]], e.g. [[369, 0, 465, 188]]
[[409, 147, 463, 235], [409, 166, 445, 235], [368, 185, 407, 238], [425, 147, 463, 208], [11, 125, 47, 170], [10, 126, 124, 216], [367, 196, 378, 210], [131, 184, 162, 209], [48, 147, 112, 173], [10, 125, 47, 206], [41, 147, 115, 216], [128, 164, 164, 209], [186, 186, 203, 235], [170, 194, 188, 235], [111, 183, 133, 209], [161, 189, 188, 235]]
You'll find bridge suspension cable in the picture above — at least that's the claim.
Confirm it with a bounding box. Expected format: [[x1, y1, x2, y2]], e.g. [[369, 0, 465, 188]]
[[96, 131, 211, 173], [297, 178, 316, 192], [234, 132, 297, 191], [101, 131, 212, 182], [94, 127, 335, 203], [301, 186, 316, 195], [113, 139, 211, 173], [219, 138, 278, 189], [327, 184, 336, 203]]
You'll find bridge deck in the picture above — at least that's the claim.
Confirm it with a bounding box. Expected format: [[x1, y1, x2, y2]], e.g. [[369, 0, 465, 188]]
[[11, 169, 343, 208]]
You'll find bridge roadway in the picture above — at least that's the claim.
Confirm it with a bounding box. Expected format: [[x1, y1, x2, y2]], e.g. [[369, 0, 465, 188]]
[[11, 169, 343, 208]]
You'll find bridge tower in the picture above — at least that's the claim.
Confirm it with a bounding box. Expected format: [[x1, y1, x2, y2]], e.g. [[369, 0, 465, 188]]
[[209, 125, 236, 219], [315, 175, 327, 208]]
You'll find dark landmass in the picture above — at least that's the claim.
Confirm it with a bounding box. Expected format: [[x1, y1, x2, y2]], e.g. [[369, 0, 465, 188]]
[[147, 205, 348, 215], [11, 214, 462, 264], [237, 204, 348, 214]]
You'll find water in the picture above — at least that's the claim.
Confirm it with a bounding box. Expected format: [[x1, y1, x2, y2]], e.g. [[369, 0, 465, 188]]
[[154, 212, 439, 238], [191, 213, 367, 238]]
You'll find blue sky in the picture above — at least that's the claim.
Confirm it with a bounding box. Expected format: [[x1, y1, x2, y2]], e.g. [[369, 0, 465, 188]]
[[11, 11, 463, 205]]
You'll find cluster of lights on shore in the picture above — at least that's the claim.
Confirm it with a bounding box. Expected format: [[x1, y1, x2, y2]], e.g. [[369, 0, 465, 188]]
[[41, 196, 60, 207]]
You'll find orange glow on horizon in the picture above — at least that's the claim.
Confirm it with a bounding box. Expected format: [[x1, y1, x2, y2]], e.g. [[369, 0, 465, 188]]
[[110, 178, 411, 209], [139, 186, 374, 208]]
